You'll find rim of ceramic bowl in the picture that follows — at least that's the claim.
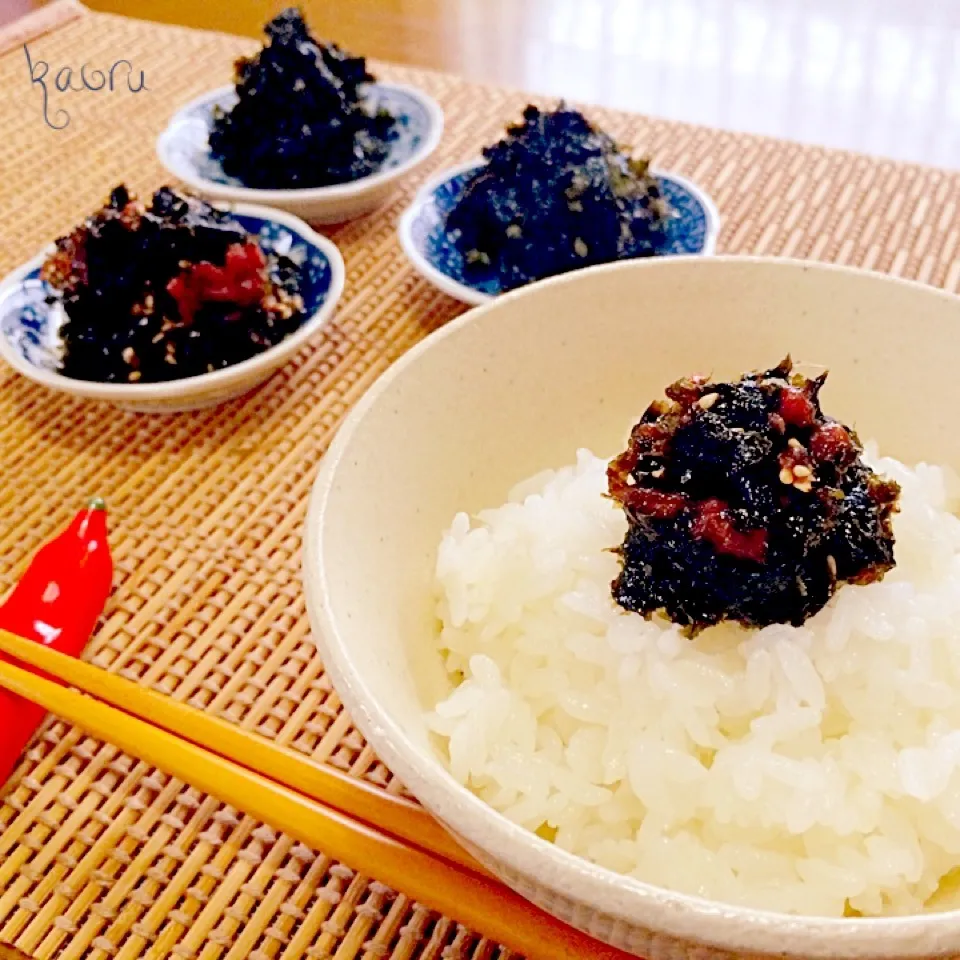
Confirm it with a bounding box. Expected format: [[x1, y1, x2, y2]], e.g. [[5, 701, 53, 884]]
[[304, 255, 960, 960], [397, 158, 720, 307], [0, 202, 346, 403], [156, 82, 445, 204]]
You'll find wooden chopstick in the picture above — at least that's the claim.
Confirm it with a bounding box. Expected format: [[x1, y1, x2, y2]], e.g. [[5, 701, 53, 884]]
[[0, 628, 476, 874], [0, 649, 637, 960]]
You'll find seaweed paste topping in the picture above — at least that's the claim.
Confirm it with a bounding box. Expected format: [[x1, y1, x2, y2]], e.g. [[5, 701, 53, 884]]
[[41, 185, 304, 383], [209, 8, 395, 189], [607, 358, 901, 633], [446, 103, 671, 292]]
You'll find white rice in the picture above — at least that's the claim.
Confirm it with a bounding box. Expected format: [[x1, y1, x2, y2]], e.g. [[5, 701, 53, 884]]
[[426, 445, 960, 916]]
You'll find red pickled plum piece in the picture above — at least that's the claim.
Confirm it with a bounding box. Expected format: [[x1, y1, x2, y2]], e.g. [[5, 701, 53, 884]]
[[624, 488, 687, 519], [811, 422, 856, 465], [691, 499, 767, 564], [779, 386, 816, 427], [167, 242, 267, 324]]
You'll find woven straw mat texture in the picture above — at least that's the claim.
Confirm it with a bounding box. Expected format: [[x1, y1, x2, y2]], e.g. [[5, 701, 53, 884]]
[[5, 2, 960, 958]]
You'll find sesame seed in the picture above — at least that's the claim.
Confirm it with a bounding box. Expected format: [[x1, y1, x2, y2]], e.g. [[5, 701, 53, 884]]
[[574, 238, 589, 257], [788, 438, 803, 449], [827, 555, 837, 577], [793, 465, 812, 478], [651, 467, 665, 479], [794, 479, 813, 493], [698, 392, 719, 410], [779, 467, 794, 484], [128, 371, 141, 382], [121, 347, 135, 365], [506, 224, 522, 239]]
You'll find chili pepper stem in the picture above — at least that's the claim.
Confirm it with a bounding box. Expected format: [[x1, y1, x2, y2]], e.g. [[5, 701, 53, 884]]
[[87, 496, 106, 511]]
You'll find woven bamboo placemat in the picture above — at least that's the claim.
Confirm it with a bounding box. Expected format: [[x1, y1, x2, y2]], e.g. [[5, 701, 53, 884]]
[[3, 3, 960, 957]]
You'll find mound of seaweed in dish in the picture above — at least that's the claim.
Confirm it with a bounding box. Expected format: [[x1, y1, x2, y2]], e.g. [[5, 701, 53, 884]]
[[445, 104, 671, 291], [208, 8, 396, 189], [607, 358, 901, 633], [40, 185, 305, 384]]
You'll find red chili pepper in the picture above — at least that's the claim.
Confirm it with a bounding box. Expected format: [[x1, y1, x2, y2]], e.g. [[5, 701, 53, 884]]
[[0, 498, 113, 785]]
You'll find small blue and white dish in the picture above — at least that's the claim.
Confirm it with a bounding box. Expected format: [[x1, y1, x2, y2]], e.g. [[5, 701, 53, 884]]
[[398, 160, 720, 306], [157, 83, 444, 224], [0, 204, 345, 413]]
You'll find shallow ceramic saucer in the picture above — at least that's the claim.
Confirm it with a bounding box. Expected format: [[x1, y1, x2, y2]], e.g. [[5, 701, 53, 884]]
[[157, 82, 444, 224], [398, 159, 720, 306], [0, 203, 345, 414]]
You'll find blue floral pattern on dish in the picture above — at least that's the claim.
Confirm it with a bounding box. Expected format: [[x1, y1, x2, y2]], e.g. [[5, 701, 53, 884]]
[[0, 213, 334, 373], [163, 84, 429, 189], [407, 166, 717, 298]]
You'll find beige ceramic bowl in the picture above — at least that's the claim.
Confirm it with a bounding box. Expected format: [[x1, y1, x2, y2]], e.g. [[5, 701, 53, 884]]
[[303, 256, 960, 960]]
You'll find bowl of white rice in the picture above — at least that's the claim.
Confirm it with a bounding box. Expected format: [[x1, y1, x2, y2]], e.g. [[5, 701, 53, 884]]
[[304, 256, 960, 959]]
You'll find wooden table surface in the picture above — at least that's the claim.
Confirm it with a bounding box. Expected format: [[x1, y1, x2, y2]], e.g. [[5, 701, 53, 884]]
[[7, 0, 960, 169]]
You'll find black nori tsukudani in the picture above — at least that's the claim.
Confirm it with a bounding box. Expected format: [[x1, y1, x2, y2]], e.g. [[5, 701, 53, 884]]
[[607, 358, 901, 633], [446, 104, 671, 291], [41, 185, 305, 384], [208, 8, 395, 190]]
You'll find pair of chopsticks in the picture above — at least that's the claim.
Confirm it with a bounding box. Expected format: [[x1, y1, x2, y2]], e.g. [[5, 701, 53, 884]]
[[0, 630, 636, 960]]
